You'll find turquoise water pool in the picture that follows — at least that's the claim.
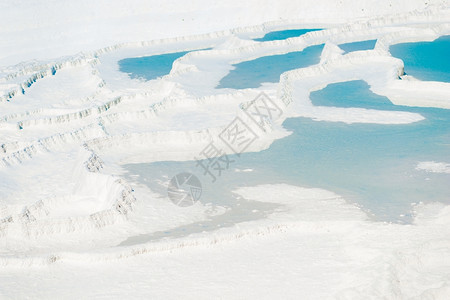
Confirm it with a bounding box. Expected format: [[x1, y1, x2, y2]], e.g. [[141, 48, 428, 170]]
[[118, 50, 202, 81], [217, 44, 324, 89], [390, 35, 450, 82], [338, 39, 377, 54], [123, 80, 449, 225], [253, 29, 322, 42]]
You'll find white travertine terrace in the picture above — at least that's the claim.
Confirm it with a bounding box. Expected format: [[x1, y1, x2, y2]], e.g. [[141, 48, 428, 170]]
[[0, 1, 449, 298]]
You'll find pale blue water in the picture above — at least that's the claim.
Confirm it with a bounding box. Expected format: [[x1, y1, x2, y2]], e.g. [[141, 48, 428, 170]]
[[119, 51, 189, 80], [118, 49, 213, 81], [120, 38, 449, 244], [217, 44, 324, 89], [390, 35, 450, 82], [338, 39, 377, 54], [253, 29, 322, 42], [123, 80, 450, 229]]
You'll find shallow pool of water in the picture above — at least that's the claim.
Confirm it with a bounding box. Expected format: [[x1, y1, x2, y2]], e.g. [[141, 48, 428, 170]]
[[123, 80, 450, 224], [119, 49, 205, 81], [338, 39, 377, 54], [390, 35, 450, 82], [253, 29, 322, 42], [217, 44, 324, 89]]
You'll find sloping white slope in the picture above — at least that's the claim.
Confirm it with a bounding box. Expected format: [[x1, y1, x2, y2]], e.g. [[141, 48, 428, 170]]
[[0, 0, 447, 65], [1, 185, 450, 299]]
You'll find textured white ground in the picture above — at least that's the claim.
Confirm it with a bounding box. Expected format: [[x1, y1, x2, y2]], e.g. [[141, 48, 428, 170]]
[[1, 0, 450, 299], [417, 161, 450, 174]]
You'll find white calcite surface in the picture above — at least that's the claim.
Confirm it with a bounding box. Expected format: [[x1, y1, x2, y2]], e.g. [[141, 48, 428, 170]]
[[417, 161, 450, 173], [0, 1, 450, 299]]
